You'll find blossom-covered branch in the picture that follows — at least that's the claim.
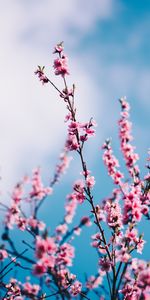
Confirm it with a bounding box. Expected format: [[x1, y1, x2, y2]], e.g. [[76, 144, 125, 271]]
[[0, 42, 149, 300]]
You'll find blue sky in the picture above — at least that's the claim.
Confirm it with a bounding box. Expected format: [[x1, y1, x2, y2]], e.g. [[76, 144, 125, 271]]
[[0, 0, 149, 189], [0, 0, 150, 297]]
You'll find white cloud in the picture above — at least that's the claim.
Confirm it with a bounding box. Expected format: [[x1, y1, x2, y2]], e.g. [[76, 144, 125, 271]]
[[0, 0, 114, 193]]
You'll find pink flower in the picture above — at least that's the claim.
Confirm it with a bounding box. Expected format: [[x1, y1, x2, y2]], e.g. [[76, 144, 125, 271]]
[[65, 134, 80, 151], [141, 205, 149, 215], [46, 237, 57, 254], [119, 97, 130, 111], [74, 227, 81, 235], [116, 247, 130, 263], [53, 42, 64, 54], [53, 55, 69, 77], [57, 243, 74, 267], [86, 275, 102, 289], [23, 282, 40, 295], [125, 228, 138, 241], [30, 168, 52, 200], [70, 280, 82, 296], [51, 150, 72, 185], [57, 270, 76, 289], [80, 216, 92, 226], [138, 267, 150, 288], [118, 97, 140, 179], [136, 237, 145, 254], [41, 255, 55, 269], [85, 127, 95, 136], [12, 183, 24, 203], [35, 237, 47, 259], [28, 217, 45, 231], [35, 236, 57, 259], [33, 263, 46, 277], [73, 180, 84, 193], [35, 66, 49, 84], [65, 193, 77, 223], [86, 176, 95, 189], [104, 199, 123, 229], [56, 223, 68, 235], [17, 217, 27, 231], [99, 257, 111, 272], [0, 249, 8, 261], [73, 180, 86, 203], [120, 283, 141, 300], [123, 186, 142, 224], [102, 141, 124, 185], [75, 192, 86, 203], [68, 121, 79, 133]]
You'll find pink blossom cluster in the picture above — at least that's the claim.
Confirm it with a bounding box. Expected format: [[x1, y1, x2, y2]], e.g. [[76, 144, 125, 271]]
[[86, 272, 104, 290], [73, 179, 86, 203], [123, 184, 143, 224], [118, 97, 140, 179], [69, 280, 82, 296], [53, 42, 69, 77], [65, 119, 96, 152], [102, 140, 124, 185], [104, 197, 123, 229], [23, 282, 40, 296], [0, 249, 8, 261], [120, 259, 150, 299], [4, 170, 51, 230], [30, 168, 52, 200], [65, 193, 78, 223], [4, 279, 21, 299], [51, 150, 72, 185], [34, 66, 49, 85]]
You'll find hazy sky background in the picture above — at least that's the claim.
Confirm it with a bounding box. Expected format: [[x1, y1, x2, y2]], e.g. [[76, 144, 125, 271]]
[[0, 0, 150, 294], [0, 0, 149, 191]]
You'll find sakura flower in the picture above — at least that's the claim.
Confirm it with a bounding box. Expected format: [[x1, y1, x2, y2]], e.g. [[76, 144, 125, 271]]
[[53, 55, 69, 77], [138, 267, 150, 287], [65, 134, 80, 151], [70, 280, 82, 296], [119, 96, 130, 111], [30, 168, 52, 200], [99, 257, 111, 272], [116, 247, 130, 263], [74, 227, 81, 235], [41, 255, 55, 269], [104, 199, 123, 229], [65, 194, 77, 223], [136, 236, 146, 254], [53, 42, 64, 54], [35, 66, 49, 84], [46, 237, 57, 254], [16, 217, 27, 231], [0, 249, 8, 261], [86, 275, 102, 289], [102, 140, 124, 185], [56, 223, 68, 235], [68, 121, 79, 133], [80, 216, 92, 226], [12, 183, 24, 203], [23, 282, 40, 296], [73, 179, 86, 203], [86, 176, 95, 189], [33, 263, 47, 277], [118, 97, 140, 179], [57, 243, 75, 266], [35, 237, 47, 259], [28, 217, 45, 231]]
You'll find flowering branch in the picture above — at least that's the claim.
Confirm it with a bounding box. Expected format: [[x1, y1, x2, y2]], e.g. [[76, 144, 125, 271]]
[[0, 42, 149, 300]]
